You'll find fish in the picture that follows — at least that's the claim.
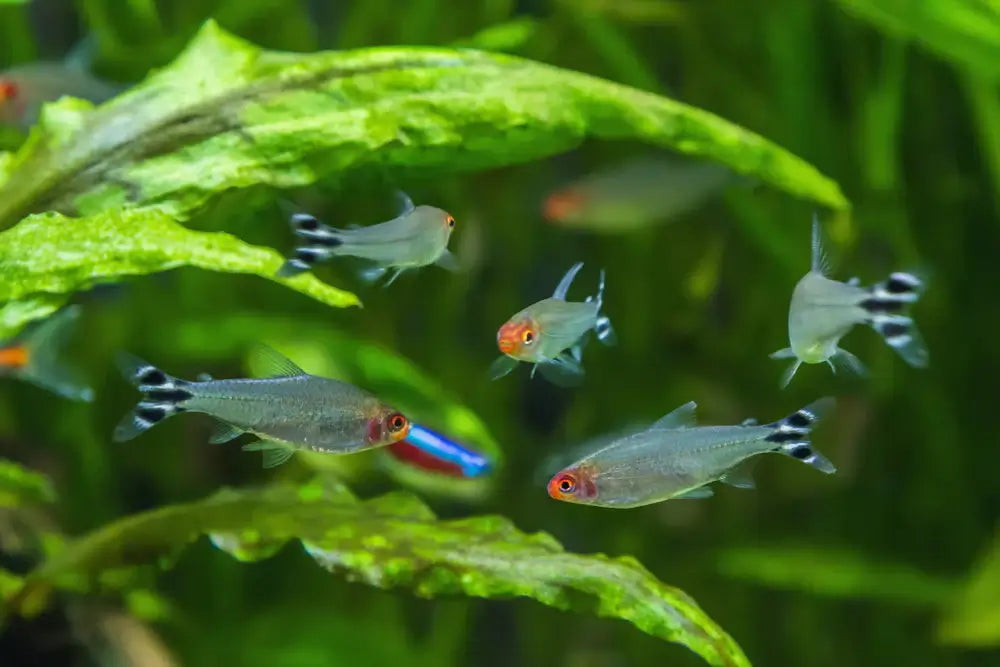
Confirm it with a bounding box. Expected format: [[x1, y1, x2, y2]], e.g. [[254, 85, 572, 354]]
[[490, 262, 616, 387], [276, 192, 458, 286], [0, 305, 94, 401], [0, 62, 120, 131], [388, 423, 492, 477], [113, 346, 411, 468], [542, 156, 733, 233], [547, 398, 836, 508], [771, 217, 928, 387]]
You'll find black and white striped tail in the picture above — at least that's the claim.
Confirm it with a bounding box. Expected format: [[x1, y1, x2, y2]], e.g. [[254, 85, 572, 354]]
[[586, 269, 617, 346], [765, 398, 836, 474], [860, 272, 928, 368], [276, 213, 344, 278], [113, 353, 192, 442]]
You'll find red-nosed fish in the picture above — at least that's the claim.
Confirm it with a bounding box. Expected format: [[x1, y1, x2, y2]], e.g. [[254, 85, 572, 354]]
[[0, 305, 93, 401], [0, 62, 119, 131]]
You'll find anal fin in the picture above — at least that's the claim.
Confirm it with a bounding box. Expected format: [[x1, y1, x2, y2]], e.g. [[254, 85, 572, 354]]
[[720, 460, 756, 489], [208, 421, 245, 445], [675, 486, 714, 500]]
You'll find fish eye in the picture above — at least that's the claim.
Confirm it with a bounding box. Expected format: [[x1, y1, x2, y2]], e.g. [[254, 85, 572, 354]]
[[446, 215, 455, 228], [557, 475, 576, 494], [387, 412, 408, 433], [521, 330, 535, 345]]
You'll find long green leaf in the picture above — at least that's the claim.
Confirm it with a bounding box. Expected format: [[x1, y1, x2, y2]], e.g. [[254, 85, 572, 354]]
[[0, 458, 56, 507], [0, 20, 846, 230], [11, 478, 750, 667], [939, 529, 1000, 647]]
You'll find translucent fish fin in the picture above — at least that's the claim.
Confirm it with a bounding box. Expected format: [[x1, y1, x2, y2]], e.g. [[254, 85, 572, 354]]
[[196, 372, 214, 382], [765, 398, 836, 474], [740, 418, 758, 426], [435, 249, 460, 272], [250, 344, 306, 378], [675, 486, 714, 500], [536, 355, 584, 387], [847, 276, 861, 287], [778, 360, 802, 389], [552, 261, 584, 300], [832, 348, 867, 378], [18, 306, 94, 402], [113, 352, 190, 442], [810, 213, 831, 275], [489, 355, 519, 381], [242, 441, 295, 468], [208, 421, 245, 445], [381, 268, 405, 287], [868, 316, 929, 369], [395, 190, 416, 215], [593, 315, 617, 346], [769, 347, 796, 360], [359, 265, 388, 284], [650, 401, 698, 430], [720, 460, 756, 489]]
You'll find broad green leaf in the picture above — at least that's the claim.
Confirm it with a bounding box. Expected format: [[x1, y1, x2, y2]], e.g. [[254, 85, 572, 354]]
[[0, 207, 358, 336], [836, 0, 1000, 79], [0, 294, 69, 341], [11, 478, 750, 667], [717, 544, 956, 608], [0, 458, 56, 507], [939, 529, 1000, 646], [0, 20, 846, 230]]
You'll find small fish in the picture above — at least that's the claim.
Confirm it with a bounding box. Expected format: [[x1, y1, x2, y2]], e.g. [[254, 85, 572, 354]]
[[490, 262, 616, 386], [547, 399, 835, 508], [543, 156, 733, 232], [276, 192, 458, 286], [771, 217, 928, 387], [0, 62, 120, 131], [113, 347, 410, 468], [389, 423, 492, 477], [0, 306, 94, 401]]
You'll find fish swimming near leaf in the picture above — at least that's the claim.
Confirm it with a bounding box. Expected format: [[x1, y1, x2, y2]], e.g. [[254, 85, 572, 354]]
[[547, 398, 836, 508], [0, 306, 94, 401], [113, 347, 410, 468], [542, 156, 733, 233], [0, 62, 120, 131], [490, 262, 616, 387], [388, 423, 492, 478], [771, 217, 928, 387], [276, 192, 458, 286]]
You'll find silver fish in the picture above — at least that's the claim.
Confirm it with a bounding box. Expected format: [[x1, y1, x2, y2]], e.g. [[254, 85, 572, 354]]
[[771, 217, 928, 387], [547, 399, 835, 508], [0, 62, 120, 131], [276, 192, 457, 286], [113, 347, 410, 467], [490, 262, 616, 386]]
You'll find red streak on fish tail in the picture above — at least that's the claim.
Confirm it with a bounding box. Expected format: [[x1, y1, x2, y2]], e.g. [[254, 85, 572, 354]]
[[389, 440, 466, 477]]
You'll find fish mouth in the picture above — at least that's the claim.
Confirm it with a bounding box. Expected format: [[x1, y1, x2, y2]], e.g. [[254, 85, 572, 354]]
[[497, 338, 515, 354]]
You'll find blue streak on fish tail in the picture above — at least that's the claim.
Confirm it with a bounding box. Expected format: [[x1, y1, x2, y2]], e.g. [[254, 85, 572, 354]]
[[765, 398, 836, 474], [113, 353, 192, 442], [404, 423, 492, 477]]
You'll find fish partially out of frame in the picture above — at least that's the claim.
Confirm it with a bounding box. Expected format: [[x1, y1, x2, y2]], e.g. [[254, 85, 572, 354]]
[[113, 347, 410, 468], [0, 305, 93, 401], [771, 217, 928, 387], [276, 192, 458, 286], [0, 62, 119, 131], [548, 399, 835, 508]]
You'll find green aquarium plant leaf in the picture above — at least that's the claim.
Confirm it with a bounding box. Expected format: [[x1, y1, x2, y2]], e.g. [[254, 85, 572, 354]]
[[0, 207, 359, 336], [0, 459, 57, 507], [836, 0, 1000, 79], [0, 19, 846, 230], [939, 529, 1000, 647], [10, 478, 750, 667]]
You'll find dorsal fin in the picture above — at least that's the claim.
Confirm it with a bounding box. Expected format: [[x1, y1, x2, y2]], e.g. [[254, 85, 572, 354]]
[[811, 214, 830, 275], [650, 401, 697, 430], [250, 344, 307, 377], [552, 262, 584, 300]]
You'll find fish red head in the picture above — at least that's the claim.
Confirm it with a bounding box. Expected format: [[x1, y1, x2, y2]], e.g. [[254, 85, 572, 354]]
[[547, 466, 598, 503], [496, 318, 538, 358], [543, 189, 586, 224], [0, 79, 19, 104], [367, 410, 410, 445]]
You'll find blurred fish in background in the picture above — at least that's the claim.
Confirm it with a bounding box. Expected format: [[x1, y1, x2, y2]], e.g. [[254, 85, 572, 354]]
[[0, 305, 93, 401]]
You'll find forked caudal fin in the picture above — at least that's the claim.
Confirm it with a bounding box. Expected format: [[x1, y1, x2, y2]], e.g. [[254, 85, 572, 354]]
[[585, 268, 616, 346], [113, 353, 192, 442], [276, 213, 344, 277], [861, 271, 929, 368], [765, 398, 837, 474]]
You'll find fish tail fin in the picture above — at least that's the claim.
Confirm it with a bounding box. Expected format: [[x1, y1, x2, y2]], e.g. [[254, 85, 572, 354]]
[[276, 213, 344, 277], [861, 271, 928, 368], [17, 306, 94, 402], [810, 214, 831, 275], [765, 398, 836, 474], [113, 353, 192, 442], [587, 269, 617, 346]]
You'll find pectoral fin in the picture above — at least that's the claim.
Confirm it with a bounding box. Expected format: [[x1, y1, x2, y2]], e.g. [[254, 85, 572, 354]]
[[536, 354, 584, 387], [208, 421, 245, 445], [489, 355, 519, 380], [675, 486, 714, 500], [242, 441, 295, 468], [435, 250, 460, 272]]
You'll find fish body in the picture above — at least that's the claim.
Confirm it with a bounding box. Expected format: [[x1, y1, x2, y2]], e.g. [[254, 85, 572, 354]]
[[0, 306, 93, 401], [771, 217, 928, 387], [113, 348, 409, 467], [543, 156, 733, 232], [0, 62, 119, 130], [277, 193, 457, 285], [491, 262, 616, 386], [394, 423, 492, 477], [548, 399, 835, 508]]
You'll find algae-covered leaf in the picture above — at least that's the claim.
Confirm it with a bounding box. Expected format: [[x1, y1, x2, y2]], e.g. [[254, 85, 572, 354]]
[[717, 544, 956, 608], [0, 20, 846, 230], [0, 207, 358, 335], [11, 478, 749, 667], [836, 0, 1000, 79], [939, 530, 1000, 647], [0, 459, 57, 507]]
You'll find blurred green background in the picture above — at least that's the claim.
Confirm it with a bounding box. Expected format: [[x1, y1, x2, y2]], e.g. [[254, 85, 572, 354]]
[[1, 0, 998, 665]]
